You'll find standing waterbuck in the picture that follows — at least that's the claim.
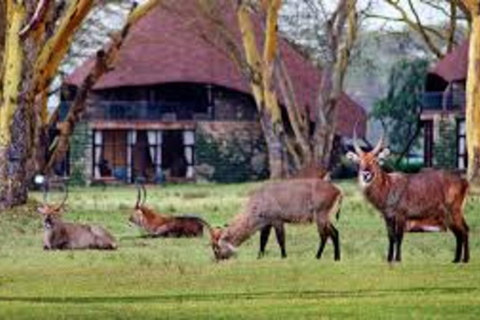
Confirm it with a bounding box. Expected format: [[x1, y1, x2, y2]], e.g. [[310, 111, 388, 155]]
[[211, 179, 342, 261], [37, 179, 117, 250], [346, 129, 470, 263]]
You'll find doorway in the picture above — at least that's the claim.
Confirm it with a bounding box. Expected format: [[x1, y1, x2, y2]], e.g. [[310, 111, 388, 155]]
[[162, 130, 187, 178]]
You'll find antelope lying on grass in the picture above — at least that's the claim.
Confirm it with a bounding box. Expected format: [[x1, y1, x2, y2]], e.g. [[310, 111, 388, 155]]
[[258, 163, 330, 259], [129, 184, 208, 237], [347, 129, 470, 263], [37, 182, 117, 250], [211, 178, 342, 261]]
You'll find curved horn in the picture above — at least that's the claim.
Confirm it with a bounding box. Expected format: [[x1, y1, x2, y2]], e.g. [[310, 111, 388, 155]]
[[353, 122, 363, 155], [371, 131, 385, 156], [141, 183, 147, 206], [135, 182, 142, 209], [54, 181, 69, 212], [196, 217, 216, 239]]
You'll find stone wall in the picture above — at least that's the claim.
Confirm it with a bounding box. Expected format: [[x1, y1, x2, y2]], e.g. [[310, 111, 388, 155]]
[[432, 115, 458, 169], [195, 121, 268, 182], [213, 88, 257, 121], [69, 122, 92, 185]]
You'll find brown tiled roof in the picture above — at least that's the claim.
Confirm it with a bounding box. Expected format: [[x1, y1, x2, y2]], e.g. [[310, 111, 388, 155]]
[[431, 40, 469, 82], [66, 1, 366, 138]]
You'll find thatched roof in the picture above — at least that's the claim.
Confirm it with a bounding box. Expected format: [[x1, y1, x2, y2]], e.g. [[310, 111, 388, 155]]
[[66, 1, 366, 138], [430, 40, 468, 82]]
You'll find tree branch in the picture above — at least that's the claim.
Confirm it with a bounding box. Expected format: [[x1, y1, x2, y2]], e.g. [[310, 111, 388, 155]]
[[34, 0, 95, 98], [44, 0, 159, 173], [384, 0, 444, 58]]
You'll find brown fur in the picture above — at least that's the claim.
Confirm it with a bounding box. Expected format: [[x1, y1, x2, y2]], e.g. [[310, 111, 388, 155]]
[[348, 140, 470, 263], [130, 206, 205, 237], [258, 163, 331, 258], [290, 162, 330, 180], [212, 179, 342, 261], [39, 205, 117, 250]]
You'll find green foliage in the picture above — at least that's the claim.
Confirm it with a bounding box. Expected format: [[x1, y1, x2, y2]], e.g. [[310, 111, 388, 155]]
[[371, 59, 430, 154], [0, 183, 480, 319], [383, 157, 423, 173], [195, 128, 268, 183], [68, 122, 90, 186], [434, 118, 457, 169]]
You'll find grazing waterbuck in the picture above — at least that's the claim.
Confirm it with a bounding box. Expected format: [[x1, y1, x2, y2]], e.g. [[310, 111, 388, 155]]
[[347, 130, 470, 263], [211, 179, 342, 261], [258, 163, 331, 259]]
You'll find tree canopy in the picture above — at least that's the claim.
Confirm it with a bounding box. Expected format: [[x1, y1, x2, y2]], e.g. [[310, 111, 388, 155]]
[[371, 58, 429, 155]]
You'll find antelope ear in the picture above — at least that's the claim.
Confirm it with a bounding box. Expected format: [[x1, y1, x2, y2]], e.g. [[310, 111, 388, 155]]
[[378, 148, 390, 160], [346, 151, 360, 163], [37, 206, 46, 215]]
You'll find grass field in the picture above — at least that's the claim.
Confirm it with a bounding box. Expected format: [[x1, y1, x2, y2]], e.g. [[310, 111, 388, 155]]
[[1, 180, 480, 319]]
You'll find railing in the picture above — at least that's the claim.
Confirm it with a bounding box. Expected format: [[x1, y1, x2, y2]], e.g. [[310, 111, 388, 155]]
[[90, 101, 212, 121], [58, 99, 259, 122], [420, 91, 465, 112]]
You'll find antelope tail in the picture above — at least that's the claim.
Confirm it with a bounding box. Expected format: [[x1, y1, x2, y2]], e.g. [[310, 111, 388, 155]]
[[332, 193, 343, 221]]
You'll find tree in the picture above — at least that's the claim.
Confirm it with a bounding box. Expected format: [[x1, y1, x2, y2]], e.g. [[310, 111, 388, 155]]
[[371, 0, 480, 187], [462, 0, 480, 188], [371, 58, 429, 160], [195, 0, 358, 176], [236, 0, 288, 178], [0, 0, 165, 210], [369, 0, 468, 58]]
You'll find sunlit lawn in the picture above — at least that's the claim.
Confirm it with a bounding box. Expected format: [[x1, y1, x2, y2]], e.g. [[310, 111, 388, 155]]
[[0, 180, 479, 319]]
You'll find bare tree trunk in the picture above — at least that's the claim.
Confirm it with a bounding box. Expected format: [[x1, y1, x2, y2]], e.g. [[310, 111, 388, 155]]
[[0, 0, 34, 210], [0, 1, 5, 74], [466, 7, 480, 189], [259, 112, 286, 178], [313, 0, 357, 170], [314, 62, 338, 169], [237, 1, 286, 178]]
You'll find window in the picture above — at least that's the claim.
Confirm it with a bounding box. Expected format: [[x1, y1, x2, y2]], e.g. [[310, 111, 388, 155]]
[[423, 120, 434, 167], [92, 130, 128, 180], [457, 119, 467, 170]]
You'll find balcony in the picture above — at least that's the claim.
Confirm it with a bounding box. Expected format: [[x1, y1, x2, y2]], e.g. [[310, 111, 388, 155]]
[[420, 91, 465, 112], [76, 100, 215, 121]]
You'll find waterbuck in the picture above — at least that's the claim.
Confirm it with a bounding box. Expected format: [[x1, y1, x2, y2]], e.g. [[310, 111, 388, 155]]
[[129, 184, 208, 237], [258, 163, 331, 259], [211, 179, 342, 261], [37, 181, 117, 250], [346, 130, 470, 263]]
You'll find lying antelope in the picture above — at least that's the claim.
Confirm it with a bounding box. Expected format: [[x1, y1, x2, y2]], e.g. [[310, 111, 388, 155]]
[[210, 178, 342, 261], [347, 129, 470, 263], [129, 184, 208, 237], [258, 163, 331, 259], [37, 180, 117, 250]]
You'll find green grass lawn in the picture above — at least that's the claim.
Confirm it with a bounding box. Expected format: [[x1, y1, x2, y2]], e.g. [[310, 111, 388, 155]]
[[1, 180, 480, 319]]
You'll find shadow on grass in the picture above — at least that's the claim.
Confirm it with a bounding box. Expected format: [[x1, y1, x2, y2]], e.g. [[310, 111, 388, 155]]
[[0, 286, 476, 305]]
